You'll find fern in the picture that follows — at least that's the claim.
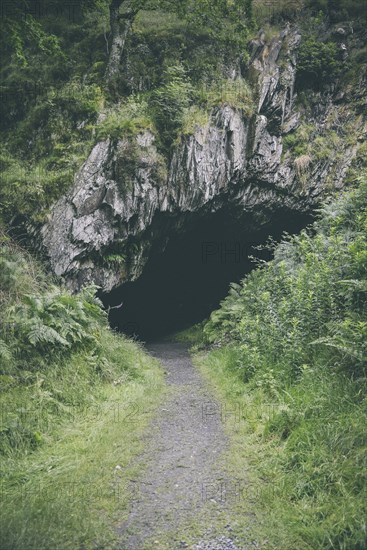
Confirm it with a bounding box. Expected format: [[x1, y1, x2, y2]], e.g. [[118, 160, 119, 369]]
[[6, 282, 107, 359], [0, 339, 13, 363], [310, 337, 366, 362], [24, 319, 70, 347]]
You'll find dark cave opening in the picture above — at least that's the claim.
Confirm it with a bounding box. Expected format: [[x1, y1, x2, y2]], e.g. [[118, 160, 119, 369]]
[[102, 208, 313, 342]]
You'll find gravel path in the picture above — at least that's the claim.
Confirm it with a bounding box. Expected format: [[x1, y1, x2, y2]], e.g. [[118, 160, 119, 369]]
[[117, 342, 253, 550]]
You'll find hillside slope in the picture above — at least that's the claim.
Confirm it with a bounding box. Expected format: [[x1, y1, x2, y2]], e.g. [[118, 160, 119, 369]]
[[194, 174, 367, 549], [0, 234, 165, 547]]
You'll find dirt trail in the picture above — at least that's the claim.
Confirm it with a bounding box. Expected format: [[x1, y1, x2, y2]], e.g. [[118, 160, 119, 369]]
[[117, 342, 250, 550]]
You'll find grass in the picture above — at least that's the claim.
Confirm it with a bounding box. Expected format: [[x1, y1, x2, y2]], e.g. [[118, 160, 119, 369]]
[[0, 235, 167, 548], [0, 333, 166, 549], [281, 116, 363, 190], [192, 344, 367, 549], [196, 78, 255, 117], [253, 0, 305, 24], [179, 106, 210, 138], [192, 346, 276, 548], [95, 96, 154, 142], [170, 322, 207, 345], [0, 153, 84, 223], [134, 9, 186, 36], [0, 80, 103, 223]]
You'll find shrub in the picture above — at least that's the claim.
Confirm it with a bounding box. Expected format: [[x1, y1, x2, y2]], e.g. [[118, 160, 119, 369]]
[[205, 175, 367, 380], [203, 175, 367, 548], [296, 38, 341, 89], [307, 0, 367, 20], [0, 236, 107, 375]]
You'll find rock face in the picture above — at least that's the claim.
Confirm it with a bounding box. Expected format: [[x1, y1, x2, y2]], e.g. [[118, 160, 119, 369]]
[[41, 25, 366, 292]]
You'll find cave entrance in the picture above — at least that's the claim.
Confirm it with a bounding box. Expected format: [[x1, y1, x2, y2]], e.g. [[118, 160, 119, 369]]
[[102, 207, 313, 342]]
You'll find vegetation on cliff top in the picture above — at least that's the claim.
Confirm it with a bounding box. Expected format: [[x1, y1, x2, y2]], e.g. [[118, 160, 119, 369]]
[[0, 0, 256, 224]]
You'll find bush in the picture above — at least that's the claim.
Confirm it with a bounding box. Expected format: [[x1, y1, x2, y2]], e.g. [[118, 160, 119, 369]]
[[307, 0, 367, 21], [0, 236, 107, 375], [296, 38, 341, 89], [0, 80, 104, 222], [207, 177, 367, 379]]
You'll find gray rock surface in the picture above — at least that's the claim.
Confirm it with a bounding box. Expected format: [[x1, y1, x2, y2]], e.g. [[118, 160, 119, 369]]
[[41, 25, 366, 292]]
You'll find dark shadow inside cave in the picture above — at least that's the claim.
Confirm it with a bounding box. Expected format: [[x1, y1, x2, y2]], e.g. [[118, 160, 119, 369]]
[[101, 208, 313, 342]]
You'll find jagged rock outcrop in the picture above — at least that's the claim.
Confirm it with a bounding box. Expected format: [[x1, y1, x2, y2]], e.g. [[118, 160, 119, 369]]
[[41, 25, 366, 292]]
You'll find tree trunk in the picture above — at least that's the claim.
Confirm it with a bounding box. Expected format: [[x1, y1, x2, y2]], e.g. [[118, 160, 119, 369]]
[[104, 0, 138, 93]]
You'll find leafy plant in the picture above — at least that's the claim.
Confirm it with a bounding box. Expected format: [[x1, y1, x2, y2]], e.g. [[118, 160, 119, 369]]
[[201, 174, 367, 549], [296, 38, 341, 89]]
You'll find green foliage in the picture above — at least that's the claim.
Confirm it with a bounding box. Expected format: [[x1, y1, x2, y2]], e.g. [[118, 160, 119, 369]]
[[0, 153, 74, 223], [2, 13, 64, 69], [179, 106, 210, 137], [180, 0, 253, 58], [0, 239, 47, 308], [206, 179, 367, 377], [105, 253, 126, 265], [96, 96, 153, 140], [10, 285, 106, 355], [0, 227, 165, 548], [0, 279, 164, 547], [296, 38, 341, 89], [171, 322, 207, 346], [282, 121, 348, 189], [307, 0, 367, 21], [0, 0, 256, 218], [253, 0, 304, 24], [0, 232, 163, 476], [0, 80, 104, 222], [178, 78, 255, 140], [0, 0, 107, 223], [5, 80, 103, 157], [282, 123, 317, 156], [150, 64, 194, 150], [0, 239, 108, 374], [196, 78, 255, 116], [283, 104, 364, 191], [202, 176, 367, 548]]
